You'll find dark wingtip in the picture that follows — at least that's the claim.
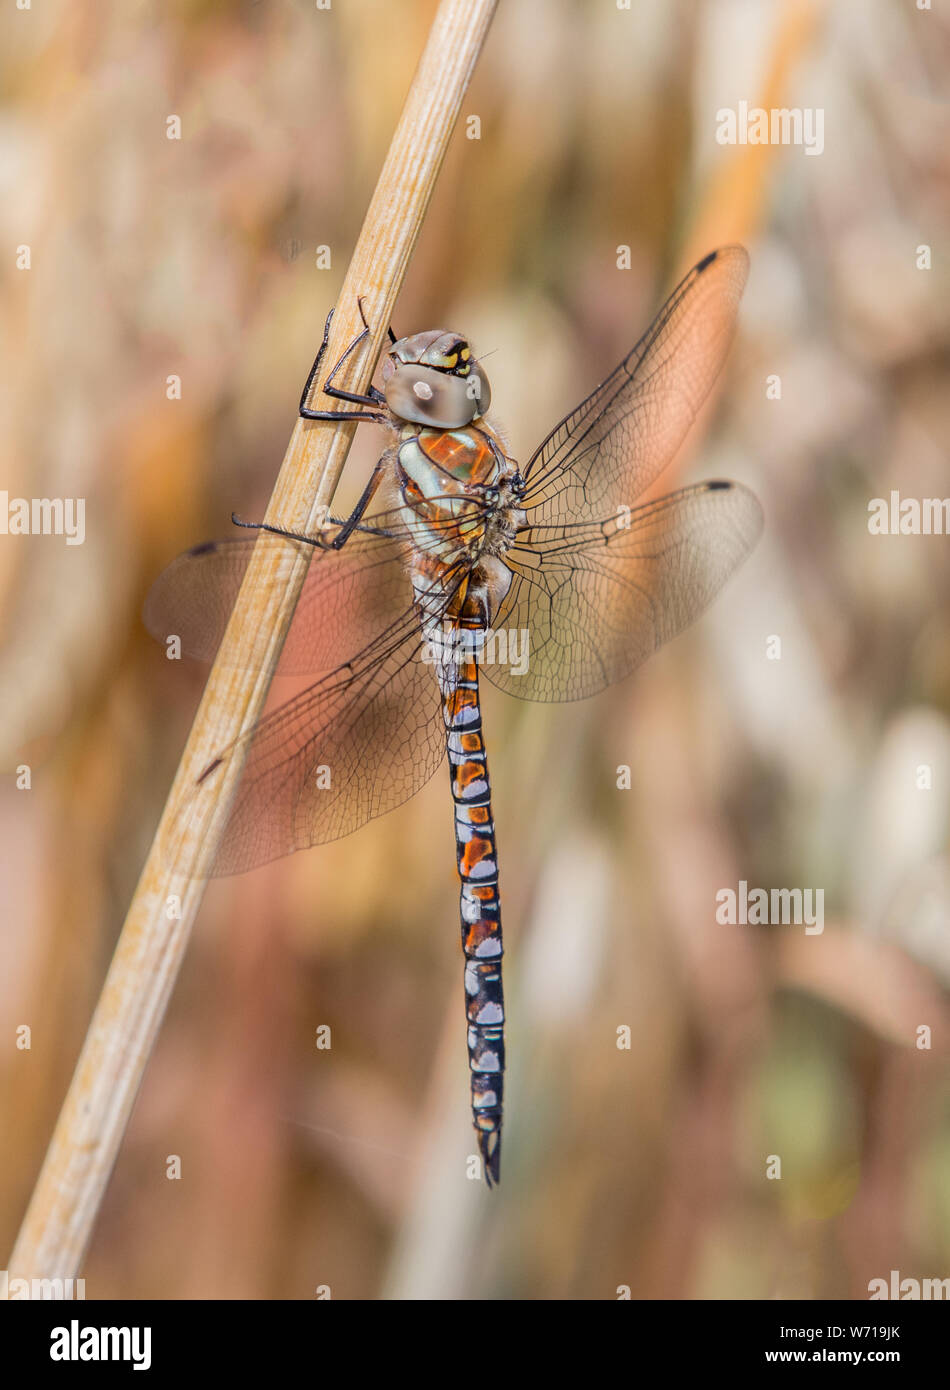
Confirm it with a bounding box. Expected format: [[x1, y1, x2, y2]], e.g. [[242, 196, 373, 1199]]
[[480, 1130, 501, 1188], [695, 249, 718, 273], [188, 540, 218, 557], [705, 479, 732, 491]]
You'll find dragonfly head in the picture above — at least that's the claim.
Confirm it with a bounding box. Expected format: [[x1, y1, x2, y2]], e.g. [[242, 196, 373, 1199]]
[[382, 330, 492, 428]]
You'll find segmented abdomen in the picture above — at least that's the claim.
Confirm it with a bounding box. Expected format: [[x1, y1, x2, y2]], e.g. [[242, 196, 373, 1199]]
[[438, 638, 505, 1187]]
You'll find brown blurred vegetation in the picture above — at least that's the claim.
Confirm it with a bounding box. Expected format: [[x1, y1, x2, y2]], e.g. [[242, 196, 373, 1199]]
[[1, 0, 949, 1299]]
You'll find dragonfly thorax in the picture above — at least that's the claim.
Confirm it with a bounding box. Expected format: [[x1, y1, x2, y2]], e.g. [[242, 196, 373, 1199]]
[[396, 421, 524, 571], [382, 330, 492, 428]]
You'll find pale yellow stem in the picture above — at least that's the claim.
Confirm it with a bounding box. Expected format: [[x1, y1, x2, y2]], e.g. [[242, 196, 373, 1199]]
[[10, 0, 497, 1280]]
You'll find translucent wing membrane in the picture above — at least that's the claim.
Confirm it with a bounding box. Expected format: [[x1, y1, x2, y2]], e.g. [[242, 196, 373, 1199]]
[[522, 246, 749, 524], [197, 601, 447, 875], [146, 507, 473, 875], [145, 504, 458, 675], [486, 481, 763, 702], [154, 544, 472, 875]]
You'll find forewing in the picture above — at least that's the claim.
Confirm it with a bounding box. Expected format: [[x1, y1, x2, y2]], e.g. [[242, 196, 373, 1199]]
[[484, 481, 762, 702], [170, 596, 454, 877], [522, 247, 749, 523], [144, 507, 424, 676]]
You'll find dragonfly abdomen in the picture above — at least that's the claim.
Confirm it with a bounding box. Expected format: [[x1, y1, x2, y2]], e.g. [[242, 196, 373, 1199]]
[[439, 642, 505, 1187]]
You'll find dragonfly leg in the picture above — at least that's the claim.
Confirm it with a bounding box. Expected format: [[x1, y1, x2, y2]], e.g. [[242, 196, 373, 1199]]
[[355, 293, 398, 345], [299, 306, 388, 421], [299, 406, 387, 422], [297, 307, 334, 412], [231, 514, 334, 548], [230, 457, 389, 551], [356, 293, 398, 346], [317, 324, 386, 410], [324, 456, 387, 549]]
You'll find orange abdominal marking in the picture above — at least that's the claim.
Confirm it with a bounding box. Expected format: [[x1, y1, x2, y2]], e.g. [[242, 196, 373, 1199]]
[[464, 923, 499, 953], [445, 689, 478, 719], [461, 837, 493, 874], [456, 760, 484, 789]]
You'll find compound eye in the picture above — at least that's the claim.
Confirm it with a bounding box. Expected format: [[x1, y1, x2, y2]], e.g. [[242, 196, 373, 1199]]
[[423, 334, 471, 373], [385, 364, 480, 428], [466, 370, 491, 415]]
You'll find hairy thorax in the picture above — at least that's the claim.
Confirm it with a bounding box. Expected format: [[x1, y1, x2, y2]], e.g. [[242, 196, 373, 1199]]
[[391, 416, 526, 629], [394, 418, 525, 563]]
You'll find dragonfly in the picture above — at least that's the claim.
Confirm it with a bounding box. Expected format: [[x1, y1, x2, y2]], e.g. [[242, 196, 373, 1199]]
[[145, 245, 763, 1187]]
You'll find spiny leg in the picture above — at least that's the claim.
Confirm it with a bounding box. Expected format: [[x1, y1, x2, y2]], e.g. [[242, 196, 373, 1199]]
[[231, 456, 390, 551], [240, 303, 397, 549], [358, 293, 398, 346], [298, 301, 395, 421], [357, 294, 398, 347]]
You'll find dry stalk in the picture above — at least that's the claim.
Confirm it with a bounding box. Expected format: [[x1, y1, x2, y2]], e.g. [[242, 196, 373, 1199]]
[[10, 0, 498, 1279]]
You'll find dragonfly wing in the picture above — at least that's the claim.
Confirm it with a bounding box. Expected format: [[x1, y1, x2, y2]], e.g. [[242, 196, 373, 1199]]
[[522, 246, 749, 523], [484, 481, 762, 702], [143, 507, 420, 676], [174, 599, 451, 876]]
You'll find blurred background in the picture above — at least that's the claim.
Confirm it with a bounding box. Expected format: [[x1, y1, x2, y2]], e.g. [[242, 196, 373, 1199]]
[[2, 0, 950, 1300]]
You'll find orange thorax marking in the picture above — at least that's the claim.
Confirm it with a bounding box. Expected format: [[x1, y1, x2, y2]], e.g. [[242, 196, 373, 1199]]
[[420, 427, 498, 485]]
